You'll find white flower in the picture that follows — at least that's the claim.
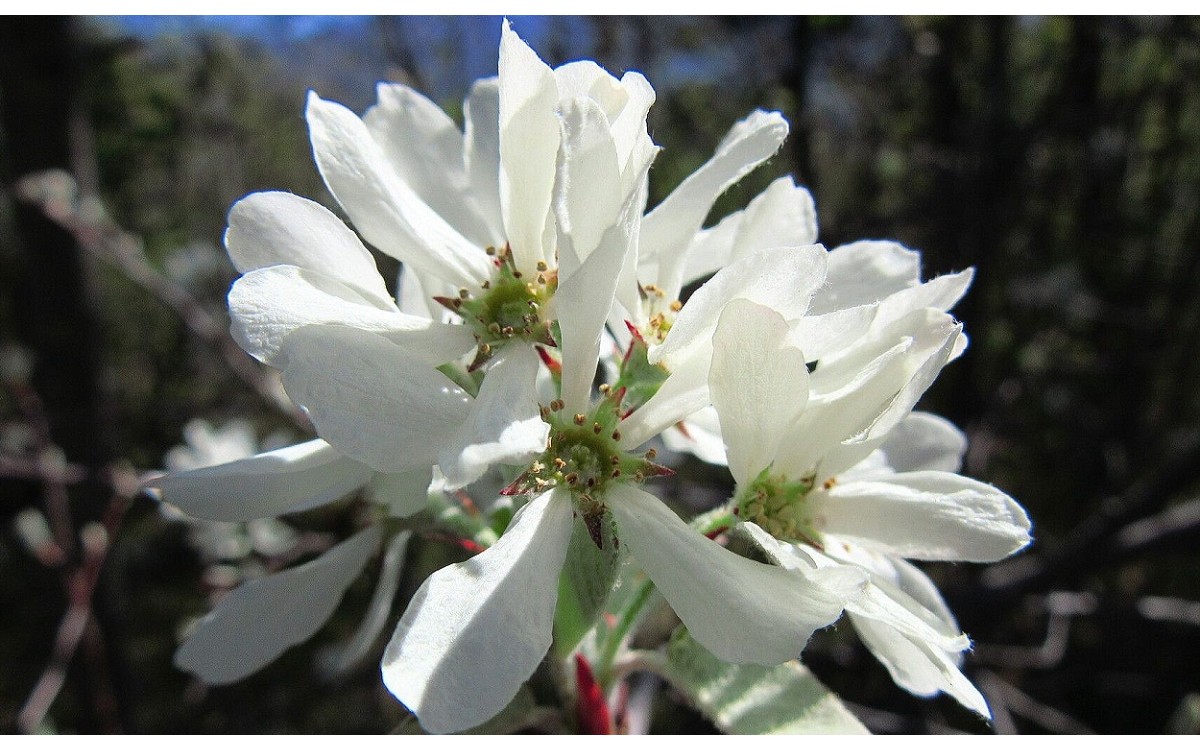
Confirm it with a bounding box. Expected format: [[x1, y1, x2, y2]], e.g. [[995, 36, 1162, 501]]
[[163, 418, 259, 472], [159, 419, 299, 564], [301, 18, 654, 322], [231, 20, 661, 490], [380, 329, 863, 736], [707, 298, 1031, 715], [150, 432, 433, 683], [377, 110, 866, 732]]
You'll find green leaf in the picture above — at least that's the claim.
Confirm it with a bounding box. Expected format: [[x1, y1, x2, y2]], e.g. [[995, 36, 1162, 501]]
[[553, 510, 621, 658], [658, 628, 869, 735]]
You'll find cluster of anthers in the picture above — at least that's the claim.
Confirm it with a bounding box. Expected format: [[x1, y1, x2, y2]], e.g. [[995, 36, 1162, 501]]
[[503, 388, 672, 548], [638, 282, 682, 344], [733, 468, 830, 549], [434, 244, 558, 369]]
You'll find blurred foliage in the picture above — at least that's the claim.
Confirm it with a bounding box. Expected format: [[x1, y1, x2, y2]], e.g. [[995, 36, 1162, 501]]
[[2, 15, 1199, 734]]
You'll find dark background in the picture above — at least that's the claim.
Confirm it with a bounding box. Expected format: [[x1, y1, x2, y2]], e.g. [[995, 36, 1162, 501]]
[[2, 16, 1199, 733]]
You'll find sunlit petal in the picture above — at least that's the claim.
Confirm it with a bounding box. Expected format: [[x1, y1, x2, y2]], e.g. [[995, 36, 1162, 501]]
[[382, 490, 573, 734]]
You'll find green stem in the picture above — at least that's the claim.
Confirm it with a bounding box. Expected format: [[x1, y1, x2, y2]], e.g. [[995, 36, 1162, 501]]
[[424, 490, 499, 548], [593, 503, 737, 691], [595, 576, 656, 691], [692, 505, 736, 536]]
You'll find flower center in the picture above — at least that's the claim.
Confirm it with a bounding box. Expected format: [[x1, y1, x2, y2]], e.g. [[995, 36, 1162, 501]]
[[733, 467, 823, 547], [436, 245, 557, 368], [638, 283, 683, 345], [504, 394, 670, 515]]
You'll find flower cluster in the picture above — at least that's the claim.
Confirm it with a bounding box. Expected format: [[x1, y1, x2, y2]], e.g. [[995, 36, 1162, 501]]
[[151, 21, 1031, 734]]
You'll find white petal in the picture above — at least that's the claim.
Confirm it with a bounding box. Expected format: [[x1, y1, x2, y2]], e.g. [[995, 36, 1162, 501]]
[[368, 465, 434, 518], [150, 439, 371, 522], [678, 213, 742, 290], [889, 556, 960, 630], [733, 177, 818, 255], [608, 485, 856, 665], [784, 304, 880, 363], [879, 412, 967, 474], [681, 177, 819, 288], [876, 269, 974, 324], [710, 299, 809, 485], [852, 614, 989, 717], [744, 526, 983, 713], [787, 311, 962, 477], [774, 336, 924, 480], [811, 471, 1032, 562], [652, 245, 827, 368], [848, 318, 964, 450], [610, 72, 657, 178], [175, 525, 381, 684], [463, 78, 505, 239], [660, 406, 729, 466], [306, 93, 492, 290], [611, 175, 652, 326], [555, 153, 645, 414], [364, 83, 496, 248], [554, 97, 623, 273], [641, 110, 789, 300], [279, 325, 472, 473], [738, 521, 819, 570], [810, 240, 921, 315], [498, 20, 559, 273], [395, 262, 442, 320], [165, 419, 256, 472], [830, 563, 967, 653], [331, 530, 411, 675], [382, 489, 573, 734], [228, 265, 476, 367], [617, 344, 711, 451], [554, 59, 626, 114], [825, 544, 963, 641], [439, 346, 549, 489], [225, 191, 393, 307]]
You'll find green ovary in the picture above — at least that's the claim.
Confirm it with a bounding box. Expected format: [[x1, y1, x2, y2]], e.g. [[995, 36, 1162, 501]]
[[437, 249, 557, 364], [514, 397, 666, 516], [734, 467, 823, 546]]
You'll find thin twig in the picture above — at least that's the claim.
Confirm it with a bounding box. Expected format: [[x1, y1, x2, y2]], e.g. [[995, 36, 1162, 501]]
[[977, 670, 1095, 734], [0, 453, 89, 485], [17, 477, 134, 733], [16, 169, 306, 428], [973, 591, 1096, 670], [977, 430, 1200, 601]]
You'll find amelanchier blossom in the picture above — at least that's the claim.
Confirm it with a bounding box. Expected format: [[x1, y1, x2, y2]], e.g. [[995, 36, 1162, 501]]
[[257, 19, 662, 491], [150, 15, 1033, 736], [379, 228, 866, 737], [151, 19, 669, 703], [707, 298, 1032, 715]]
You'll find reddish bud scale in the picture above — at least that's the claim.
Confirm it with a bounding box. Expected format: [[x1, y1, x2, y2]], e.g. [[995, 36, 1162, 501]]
[[536, 345, 561, 375], [423, 532, 486, 554], [574, 653, 612, 735]]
